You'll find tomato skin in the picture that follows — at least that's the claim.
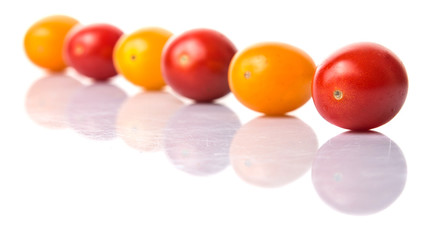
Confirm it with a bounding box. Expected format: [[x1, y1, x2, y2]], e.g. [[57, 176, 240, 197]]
[[114, 27, 173, 90], [312, 42, 408, 130], [229, 42, 316, 115], [161, 29, 237, 102], [24, 15, 79, 71], [64, 24, 123, 81]]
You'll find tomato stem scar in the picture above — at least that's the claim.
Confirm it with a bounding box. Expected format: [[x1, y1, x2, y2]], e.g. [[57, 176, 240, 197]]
[[130, 55, 136, 60], [74, 45, 84, 55], [180, 54, 189, 65], [333, 90, 343, 100], [244, 71, 251, 79]]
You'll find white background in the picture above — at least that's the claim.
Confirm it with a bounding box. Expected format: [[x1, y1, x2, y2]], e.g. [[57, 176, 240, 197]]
[[1, 0, 445, 239]]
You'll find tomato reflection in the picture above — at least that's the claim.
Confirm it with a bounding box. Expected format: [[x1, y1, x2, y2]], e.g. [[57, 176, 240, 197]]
[[312, 131, 407, 215]]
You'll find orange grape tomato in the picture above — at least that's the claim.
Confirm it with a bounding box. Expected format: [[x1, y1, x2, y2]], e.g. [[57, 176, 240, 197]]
[[114, 27, 173, 90], [24, 15, 79, 71], [229, 42, 316, 115]]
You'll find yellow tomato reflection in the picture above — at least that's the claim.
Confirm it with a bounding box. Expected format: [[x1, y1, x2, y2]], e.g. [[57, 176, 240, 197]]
[[231, 116, 318, 188], [25, 74, 82, 129], [116, 91, 183, 152]]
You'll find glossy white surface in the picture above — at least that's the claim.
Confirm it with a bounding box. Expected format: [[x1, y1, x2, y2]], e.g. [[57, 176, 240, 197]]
[[1, 0, 446, 239]]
